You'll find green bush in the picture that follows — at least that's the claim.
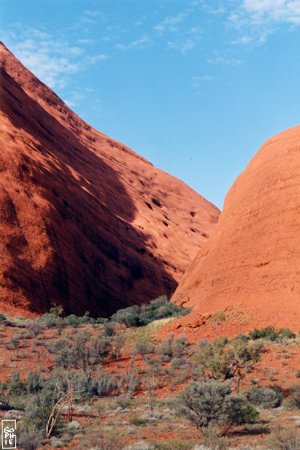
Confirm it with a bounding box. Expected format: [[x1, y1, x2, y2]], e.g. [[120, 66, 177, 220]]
[[64, 313, 95, 327], [0, 313, 7, 323], [135, 341, 155, 356], [279, 328, 296, 339], [110, 296, 189, 327], [26, 371, 44, 394], [194, 337, 262, 386], [179, 380, 258, 431], [38, 313, 63, 328], [68, 371, 117, 399], [249, 326, 295, 341], [49, 333, 111, 370], [111, 305, 141, 327], [226, 396, 259, 425], [8, 372, 25, 396], [248, 386, 283, 408]]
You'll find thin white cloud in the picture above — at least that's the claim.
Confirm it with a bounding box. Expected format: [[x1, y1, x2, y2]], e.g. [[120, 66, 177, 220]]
[[116, 35, 152, 50], [167, 38, 197, 54], [227, 0, 300, 45], [154, 12, 188, 34], [81, 9, 105, 25], [86, 54, 108, 63], [9, 38, 81, 89], [2, 26, 107, 91], [207, 51, 242, 66], [243, 0, 300, 23]]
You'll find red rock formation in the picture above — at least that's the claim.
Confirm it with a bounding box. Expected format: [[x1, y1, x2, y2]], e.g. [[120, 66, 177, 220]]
[[169, 125, 300, 338], [0, 42, 219, 316]]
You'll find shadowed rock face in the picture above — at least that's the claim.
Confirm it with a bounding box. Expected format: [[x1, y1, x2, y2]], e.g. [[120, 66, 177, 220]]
[[171, 125, 300, 336], [0, 42, 219, 317]]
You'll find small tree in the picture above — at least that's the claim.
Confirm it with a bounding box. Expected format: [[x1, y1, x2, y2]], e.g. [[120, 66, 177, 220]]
[[180, 380, 258, 435], [194, 337, 263, 392]]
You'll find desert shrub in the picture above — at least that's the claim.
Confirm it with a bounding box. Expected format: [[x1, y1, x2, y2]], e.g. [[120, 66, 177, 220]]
[[8, 372, 25, 396], [103, 321, 117, 337], [67, 371, 116, 399], [64, 313, 95, 327], [111, 296, 188, 327], [171, 356, 191, 371], [135, 341, 155, 356], [0, 313, 6, 323], [49, 306, 64, 317], [173, 334, 189, 357], [179, 380, 258, 432], [157, 334, 175, 361], [64, 314, 81, 327], [278, 328, 296, 339], [249, 326, 295, 341], [26, 371, 44, 394], [111, 332, 125, 359], [50, 340, 78, 369], [17, 424, 44, 450], [234, 334, 250, 343], [29, 323, 43, 337], [248, 386, 283, 408], [27, 368, 117, 401], [48, 339, 70, 354], [139, 296, 188, 324], [249, 326, 278, 340], [267, 426, 300, 450], [111, 305, 141, 327], [95, 371, 117, 396], [194, 337, 262, 389], [49, 333, 110, 370], [289, 384, 300, 408], [38, 313, 63, 328], [130, 417, 149, 426], [89, 334, 111, 360], [95, 317, 108, 324], [10, 334, 21, 349], [226, 395, 258, 425], [157, 334, 188, 362], [117, 370, 139, 397], [23, 390, 62, 432]]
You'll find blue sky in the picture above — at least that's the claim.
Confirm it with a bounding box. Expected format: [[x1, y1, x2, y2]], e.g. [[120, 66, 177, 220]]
[[1, 0, 300, 208]]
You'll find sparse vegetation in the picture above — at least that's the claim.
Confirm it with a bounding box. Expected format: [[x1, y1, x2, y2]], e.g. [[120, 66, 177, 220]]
[[0, 307, 299, 449], [193, 336, 263, 391]]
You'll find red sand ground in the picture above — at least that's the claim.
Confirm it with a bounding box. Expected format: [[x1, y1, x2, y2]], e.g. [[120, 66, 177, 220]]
[[0, 42, 219, 317], [166, 126, 300, 339]]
